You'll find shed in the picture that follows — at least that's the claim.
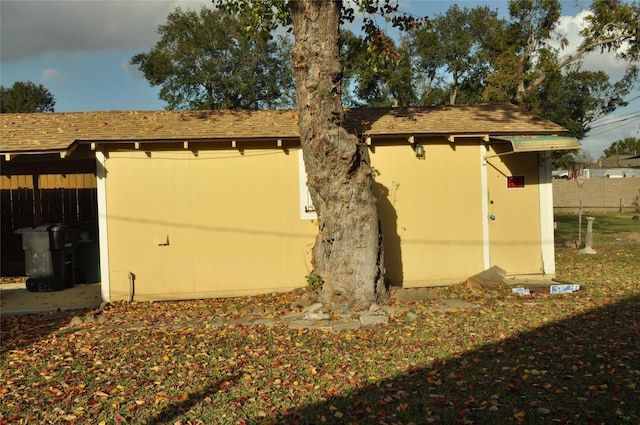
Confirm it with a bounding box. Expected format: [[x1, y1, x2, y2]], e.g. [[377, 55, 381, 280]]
[[1, 104, 580, 302]]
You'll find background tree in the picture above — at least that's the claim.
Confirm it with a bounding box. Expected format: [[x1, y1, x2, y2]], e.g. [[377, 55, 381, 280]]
[[341, 0, 637, 123], [579, 0, 639, 64], [131, 6, 294, 110], [523, 68, 629, 139], [574, 149, 597, 167], [602, 136, 640, 157], [0, 81, 55, 113], [483, 0, 638, 112], [553, 148, 597, 170], [342, 30, 416, 107], [411, 5, 499, 105], [483, 0, 563, 103]]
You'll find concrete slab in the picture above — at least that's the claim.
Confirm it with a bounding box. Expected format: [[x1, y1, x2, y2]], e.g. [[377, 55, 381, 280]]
[[359, 314, 389, 327], [392, 287, 442, 302], [331, 319, 362, 331], [0, 283, 102, 316], [441, 299, 479, 309]]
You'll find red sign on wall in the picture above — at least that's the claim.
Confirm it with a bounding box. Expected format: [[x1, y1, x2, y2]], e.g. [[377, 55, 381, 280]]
[[507, 175, 525, 188]]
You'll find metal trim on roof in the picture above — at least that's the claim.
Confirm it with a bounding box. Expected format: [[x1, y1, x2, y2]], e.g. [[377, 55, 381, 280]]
[[497, 135, 582, 152]]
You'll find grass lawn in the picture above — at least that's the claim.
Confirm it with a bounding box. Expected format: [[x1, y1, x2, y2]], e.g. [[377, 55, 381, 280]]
[[1, 213, 639, 424]]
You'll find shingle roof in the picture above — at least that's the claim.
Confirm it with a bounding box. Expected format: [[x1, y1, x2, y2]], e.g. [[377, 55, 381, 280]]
[[1, 103, 569, 155]]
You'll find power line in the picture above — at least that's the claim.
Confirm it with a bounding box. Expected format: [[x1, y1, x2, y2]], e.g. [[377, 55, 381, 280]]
[[588, 111, 640, 131], [625, 93, 640, 103]]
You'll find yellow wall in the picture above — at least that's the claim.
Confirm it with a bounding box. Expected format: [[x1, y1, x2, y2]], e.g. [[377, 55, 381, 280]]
[[103, 142, 545, 301], [372, 143, 485, 287], [104, 149, 317, 301]]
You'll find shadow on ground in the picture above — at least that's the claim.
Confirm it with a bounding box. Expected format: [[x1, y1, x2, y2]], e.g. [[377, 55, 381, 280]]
[[0, 310, 80, 353], [244, 295, 639, 424], [149, 376, 241, 424], [1, 282, 102, 353]]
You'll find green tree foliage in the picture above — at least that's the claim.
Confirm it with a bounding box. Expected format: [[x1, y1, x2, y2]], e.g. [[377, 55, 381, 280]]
[[602, 137, 640, 157], [523, 68, 629, 139], [580, 0, 640, 63], [483, 0, 639, 112], [0, 81, 55, 113], [341, 30, 416, 107], [478, 0, 639, 166], [553, 148, 597, 170], [483, 0, 563, 103], [131, 6, 294, 110], [411, 5, 499, 105]]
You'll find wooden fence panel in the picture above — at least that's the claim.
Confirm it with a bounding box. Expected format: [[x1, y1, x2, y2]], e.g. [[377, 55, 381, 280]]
[[78, 189, 98, 222], [1, 186, 36, 275], [10, 186, 36, 229], [0, 188, 26, 274], [40, 188, 65, 223]]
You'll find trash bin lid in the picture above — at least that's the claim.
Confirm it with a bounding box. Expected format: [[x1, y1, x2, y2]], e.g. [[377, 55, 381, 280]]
[[15, 223, 79, 234], [48, 224, 66, 232], [15, 224, 58, 233]]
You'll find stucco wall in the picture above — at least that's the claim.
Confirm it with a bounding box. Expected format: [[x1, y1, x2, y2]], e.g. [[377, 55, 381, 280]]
[[372, 143, 485, 287], [102, 142, 548, 301], [104, 148, 317, 301]]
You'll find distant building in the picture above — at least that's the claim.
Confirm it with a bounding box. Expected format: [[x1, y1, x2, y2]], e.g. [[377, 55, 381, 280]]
[[555, 154, 640, 179], [597, 155, 640, 169], [587, 168, 640, 178]]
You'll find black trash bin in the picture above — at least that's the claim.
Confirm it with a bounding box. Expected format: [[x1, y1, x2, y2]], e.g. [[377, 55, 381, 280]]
[[74, 222, 101, 284], [15, 224, 80, 292]]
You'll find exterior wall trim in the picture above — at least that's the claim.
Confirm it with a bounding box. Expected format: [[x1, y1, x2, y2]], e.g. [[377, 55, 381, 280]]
[[538, 152, 555, 275], [480, 145, 491, 270], [96, 150, 110, 302]]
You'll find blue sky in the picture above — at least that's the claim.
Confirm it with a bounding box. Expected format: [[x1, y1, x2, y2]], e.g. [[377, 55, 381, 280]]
[[1, 0, 638, 158]]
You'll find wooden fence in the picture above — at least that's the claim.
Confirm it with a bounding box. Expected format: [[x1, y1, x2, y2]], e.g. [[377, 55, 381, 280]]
[[0, 173, 98, 276]]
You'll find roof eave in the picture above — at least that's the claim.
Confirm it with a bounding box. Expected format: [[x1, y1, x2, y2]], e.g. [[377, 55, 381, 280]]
[[1, 149, 71, 161]]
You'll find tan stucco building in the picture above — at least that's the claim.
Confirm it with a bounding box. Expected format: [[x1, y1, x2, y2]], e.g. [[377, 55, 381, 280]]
[[1, 104, 580, 302]]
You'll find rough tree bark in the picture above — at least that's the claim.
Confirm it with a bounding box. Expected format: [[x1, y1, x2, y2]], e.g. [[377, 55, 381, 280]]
[[289, 0, 386, 307]]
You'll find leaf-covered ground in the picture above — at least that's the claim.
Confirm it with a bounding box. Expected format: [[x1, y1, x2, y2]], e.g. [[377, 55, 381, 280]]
[[2, 213, 639, 424]]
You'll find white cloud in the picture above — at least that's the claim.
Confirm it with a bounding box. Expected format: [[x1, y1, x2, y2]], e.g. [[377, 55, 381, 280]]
[[0, 0, 210, 63], [41, 67, 67, 83], [554, 10, 628, 74]]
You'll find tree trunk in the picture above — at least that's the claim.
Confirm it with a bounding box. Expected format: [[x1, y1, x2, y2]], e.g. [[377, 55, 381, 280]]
[[289, 0, 386, 307], [449, 73, 459, 105]]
